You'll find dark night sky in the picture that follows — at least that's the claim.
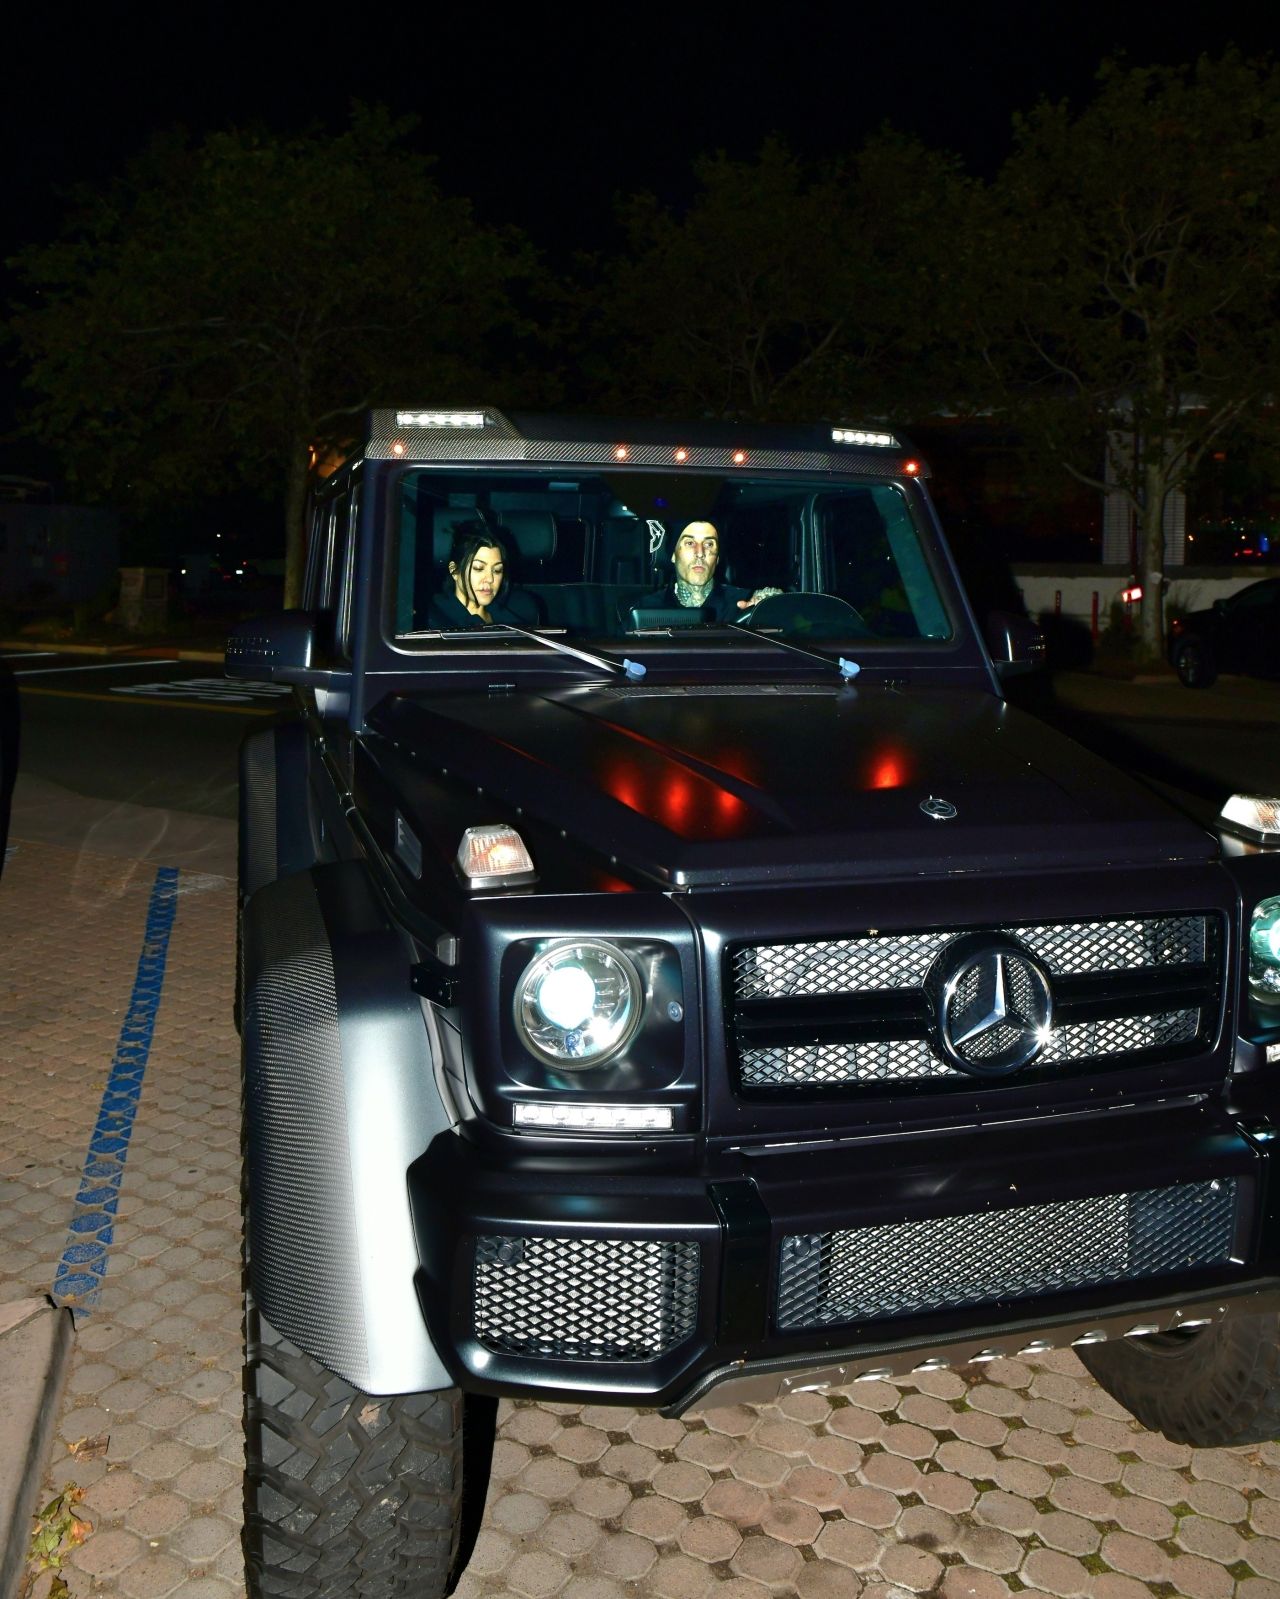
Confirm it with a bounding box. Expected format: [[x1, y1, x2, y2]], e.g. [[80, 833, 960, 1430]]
[[5, 0, 1276, 260]]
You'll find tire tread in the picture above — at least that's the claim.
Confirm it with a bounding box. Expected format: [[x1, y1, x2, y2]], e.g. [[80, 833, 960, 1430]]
[[243, 1299, 464, 1598], [1079, 1313, 1280, 1448]]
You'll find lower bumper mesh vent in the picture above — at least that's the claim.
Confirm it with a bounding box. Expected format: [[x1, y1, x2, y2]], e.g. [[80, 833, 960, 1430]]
[[777, 1179, 1236, 1332], [474, 1235, 700, 1362]]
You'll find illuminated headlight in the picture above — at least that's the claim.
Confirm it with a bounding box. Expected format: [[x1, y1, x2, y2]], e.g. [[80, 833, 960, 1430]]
[[515, 941, 642, 1068], [1250, 897, 1280, 1008], [1219, 794, 1280, 849]]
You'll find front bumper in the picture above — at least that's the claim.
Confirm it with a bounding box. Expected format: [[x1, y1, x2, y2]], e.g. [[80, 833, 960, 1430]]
[[409, 1100, 1280, 1414]]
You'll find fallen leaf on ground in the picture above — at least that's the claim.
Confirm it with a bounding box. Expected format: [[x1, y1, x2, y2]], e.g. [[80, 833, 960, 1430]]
[[67, 1435, 109, 1462]]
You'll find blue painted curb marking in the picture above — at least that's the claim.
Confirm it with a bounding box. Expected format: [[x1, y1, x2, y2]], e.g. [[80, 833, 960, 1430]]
[[52, 865, 180, 1314]]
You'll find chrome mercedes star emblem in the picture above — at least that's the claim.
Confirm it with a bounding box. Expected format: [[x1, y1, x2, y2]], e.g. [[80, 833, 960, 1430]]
[[920, 796, 957, 820], [928, 936, 1054, 1076]]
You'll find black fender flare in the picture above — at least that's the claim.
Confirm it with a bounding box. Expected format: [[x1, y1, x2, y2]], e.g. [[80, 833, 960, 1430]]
[[238, 720, 321, 900], [242, 857, 453, 1394]]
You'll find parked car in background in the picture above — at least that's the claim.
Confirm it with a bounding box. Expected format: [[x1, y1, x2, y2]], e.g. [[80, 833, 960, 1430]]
[[1170, 577, 1280, 687]]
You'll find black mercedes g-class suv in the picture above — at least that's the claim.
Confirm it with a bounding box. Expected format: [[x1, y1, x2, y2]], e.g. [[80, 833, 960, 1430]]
[[229, 408, 1280, 1599]]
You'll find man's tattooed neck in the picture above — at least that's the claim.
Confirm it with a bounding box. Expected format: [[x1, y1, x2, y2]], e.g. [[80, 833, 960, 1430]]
[[675, 578, 714, 607]]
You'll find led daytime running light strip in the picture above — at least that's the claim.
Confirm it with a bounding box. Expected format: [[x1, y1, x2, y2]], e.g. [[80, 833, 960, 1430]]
[[513, 1102, 673, 1132]]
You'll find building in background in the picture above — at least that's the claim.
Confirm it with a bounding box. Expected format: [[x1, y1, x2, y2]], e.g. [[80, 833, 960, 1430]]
[[0, 476, 119, 604]]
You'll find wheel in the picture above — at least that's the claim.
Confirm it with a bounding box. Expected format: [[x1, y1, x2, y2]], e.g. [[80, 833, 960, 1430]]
[[243, 1293, 495, 1598], [1174, 637, 1218, 689], [1077, 1313, 1280, 1446]]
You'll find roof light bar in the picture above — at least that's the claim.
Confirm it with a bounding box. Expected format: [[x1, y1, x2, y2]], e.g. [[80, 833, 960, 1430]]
[[395, 410, 487, 429], [832, 427, 899, 448], [513, 1102, 674, 1133]]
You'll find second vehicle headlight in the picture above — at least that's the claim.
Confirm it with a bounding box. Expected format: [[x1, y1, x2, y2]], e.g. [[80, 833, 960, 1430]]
[[515, 941, 643, 1067], [1250, 897, 1280, 1009]]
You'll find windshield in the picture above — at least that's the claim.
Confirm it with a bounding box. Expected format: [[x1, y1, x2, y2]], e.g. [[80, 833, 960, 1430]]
[[390, 469, 953, 648]]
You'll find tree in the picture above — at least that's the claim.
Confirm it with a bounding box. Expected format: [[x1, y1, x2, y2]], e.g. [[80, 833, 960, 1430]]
[[977, 53, 1280, 656], [9, 107, 538, 605], [583, 134, 975, 423]]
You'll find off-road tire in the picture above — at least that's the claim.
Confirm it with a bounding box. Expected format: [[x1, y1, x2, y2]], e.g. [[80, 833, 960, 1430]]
[[243, 1295, 490, 1598], [1173, 637, 1218, 689], [1078, 1313, 1280, 1447], [234, 908, 243, 1036]]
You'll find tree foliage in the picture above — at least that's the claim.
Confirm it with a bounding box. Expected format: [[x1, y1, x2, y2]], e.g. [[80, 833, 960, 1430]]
[[585, 134, 976, 422], [9, 106, 538, 602], [976, 52, 1280, 654]]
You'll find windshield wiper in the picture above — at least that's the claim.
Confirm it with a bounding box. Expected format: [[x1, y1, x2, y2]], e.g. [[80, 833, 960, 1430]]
[[679, 623, 861, 681], [413, 621, 648, 681]]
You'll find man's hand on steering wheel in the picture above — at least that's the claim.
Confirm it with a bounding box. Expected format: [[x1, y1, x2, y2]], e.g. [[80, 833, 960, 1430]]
[[736, 586, 784, 610]]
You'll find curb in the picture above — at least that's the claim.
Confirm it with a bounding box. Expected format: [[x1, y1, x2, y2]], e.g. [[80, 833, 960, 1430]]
[[0, 639, 225, 664], [0, 1298, 74, 1599]]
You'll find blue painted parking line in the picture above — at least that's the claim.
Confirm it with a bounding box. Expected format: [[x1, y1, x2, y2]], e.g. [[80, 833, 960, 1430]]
[[51, 864, 181, 1316]]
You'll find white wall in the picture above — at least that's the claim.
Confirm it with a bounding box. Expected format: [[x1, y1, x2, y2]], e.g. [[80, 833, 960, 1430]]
[[1011, 565, 1265, 633]]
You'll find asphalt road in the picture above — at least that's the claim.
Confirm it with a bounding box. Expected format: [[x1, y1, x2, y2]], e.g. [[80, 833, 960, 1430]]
[[1010, 672, 1280, 830], [4, 649, 289, 820]]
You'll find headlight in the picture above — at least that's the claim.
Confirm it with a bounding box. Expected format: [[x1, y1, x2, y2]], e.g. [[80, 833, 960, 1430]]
[[1250, 897, 1280, 1008], [515, 941, 643, 1068]]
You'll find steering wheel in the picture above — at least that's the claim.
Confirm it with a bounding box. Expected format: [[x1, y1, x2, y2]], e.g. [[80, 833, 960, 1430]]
[[736, 591, 870, 638]]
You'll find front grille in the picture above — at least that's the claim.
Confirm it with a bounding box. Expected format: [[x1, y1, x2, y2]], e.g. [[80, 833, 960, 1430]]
[[777, 1178, 1237, 1332], [734, 917, 1208, 1000], [473, 1235, 700, 1362], [730, 915, 1221, 1093]]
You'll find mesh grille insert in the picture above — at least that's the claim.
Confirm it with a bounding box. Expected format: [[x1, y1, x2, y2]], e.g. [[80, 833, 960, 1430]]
[[730, 914, 1219, 1091], [739, 1010, 1203, 1088], [473, 1235, 700, 1362], [733, 916, 1208, 1001], [777, 1179, 1236, 1332]]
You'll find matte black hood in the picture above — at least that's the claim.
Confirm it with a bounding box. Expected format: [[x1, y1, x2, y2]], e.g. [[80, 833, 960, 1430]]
[[369, 683, 1216, 888]]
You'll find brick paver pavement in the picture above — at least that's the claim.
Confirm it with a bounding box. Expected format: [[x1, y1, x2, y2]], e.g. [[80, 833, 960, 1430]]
[[7, 833, 1280, 1599]]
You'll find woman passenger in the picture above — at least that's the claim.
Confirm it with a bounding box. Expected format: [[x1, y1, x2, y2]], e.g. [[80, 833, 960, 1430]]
[[428, 523, 539, 629]]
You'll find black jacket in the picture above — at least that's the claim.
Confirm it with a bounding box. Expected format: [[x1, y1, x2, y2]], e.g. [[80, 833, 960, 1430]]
[[633, 582, 752, 622], [427, 588, 540, 630]]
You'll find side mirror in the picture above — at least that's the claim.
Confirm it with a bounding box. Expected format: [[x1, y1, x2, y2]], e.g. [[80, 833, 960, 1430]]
[[986, 611, 1046, 678], [226, 611, 337, 687]]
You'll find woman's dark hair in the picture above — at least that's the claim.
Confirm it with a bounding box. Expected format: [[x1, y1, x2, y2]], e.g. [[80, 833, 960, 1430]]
[[447, 521, 510, 606]]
